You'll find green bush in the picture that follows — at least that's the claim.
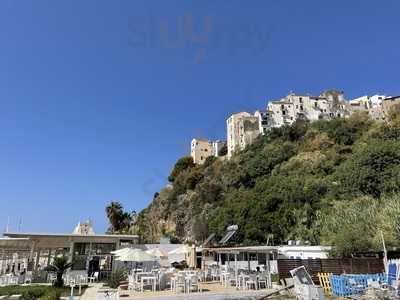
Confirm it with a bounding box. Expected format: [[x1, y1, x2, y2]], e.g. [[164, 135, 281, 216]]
[[38, 289, 62, 300], [107, 269, 126, 289], [168, 156, 194, 182], [0, 286, 62, 300]]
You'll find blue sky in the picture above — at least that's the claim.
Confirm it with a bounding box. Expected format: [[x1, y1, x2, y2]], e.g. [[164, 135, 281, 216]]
[[0, 0, 399, 234]]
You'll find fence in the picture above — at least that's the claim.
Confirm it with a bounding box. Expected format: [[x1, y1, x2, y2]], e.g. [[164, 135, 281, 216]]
[[317, 273, 332, 294], [278, 258, 385, 281], [330, 273, 386, 297]]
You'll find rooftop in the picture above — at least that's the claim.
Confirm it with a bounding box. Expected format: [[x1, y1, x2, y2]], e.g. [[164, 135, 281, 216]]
[[3, 231, 138, 239]]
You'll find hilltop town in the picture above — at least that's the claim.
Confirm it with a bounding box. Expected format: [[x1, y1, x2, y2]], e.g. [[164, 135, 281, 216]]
[[191, 90, 400, 164]]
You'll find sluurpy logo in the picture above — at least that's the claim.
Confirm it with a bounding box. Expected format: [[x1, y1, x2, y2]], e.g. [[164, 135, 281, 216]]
[[128, 11, 271, 64]]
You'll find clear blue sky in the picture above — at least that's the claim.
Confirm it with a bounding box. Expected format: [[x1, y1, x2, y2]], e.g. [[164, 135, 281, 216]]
[[0, 0, 399, 234]]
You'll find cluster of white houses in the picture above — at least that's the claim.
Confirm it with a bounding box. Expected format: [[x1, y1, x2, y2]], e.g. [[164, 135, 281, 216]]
[[191, 90, 400, 163]]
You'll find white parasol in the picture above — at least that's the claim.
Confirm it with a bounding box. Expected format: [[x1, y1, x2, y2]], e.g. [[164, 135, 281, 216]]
[[146, 248, 168, 258], [116, 248, 156, 262], [168, 245, 190, 255]]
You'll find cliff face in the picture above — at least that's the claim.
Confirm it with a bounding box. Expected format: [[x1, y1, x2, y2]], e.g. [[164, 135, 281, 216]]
[[134, 113, 400, 248]]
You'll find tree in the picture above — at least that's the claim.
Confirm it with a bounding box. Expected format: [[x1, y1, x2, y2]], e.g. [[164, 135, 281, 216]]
[[106, 201, 124, 233], [334, 140, 400, 198], [168, 156, 195, 182], [218, 144, 228, 156], [46, 256, 72, 287]]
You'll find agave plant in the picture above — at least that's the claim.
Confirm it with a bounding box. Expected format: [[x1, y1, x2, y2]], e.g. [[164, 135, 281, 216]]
[[46, 256, 72, 287]]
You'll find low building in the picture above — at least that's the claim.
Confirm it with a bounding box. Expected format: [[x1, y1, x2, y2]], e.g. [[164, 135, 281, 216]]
[[278, 245, 332, 260], [0, 221, 138, 278]]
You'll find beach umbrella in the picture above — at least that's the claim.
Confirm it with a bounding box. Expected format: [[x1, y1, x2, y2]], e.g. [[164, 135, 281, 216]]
[[116, 248, 156, 262], [188, 245, 197, 268], [110, 248, 132, 257], [168, 245, 190, 255], [146, 248, 168, 258]]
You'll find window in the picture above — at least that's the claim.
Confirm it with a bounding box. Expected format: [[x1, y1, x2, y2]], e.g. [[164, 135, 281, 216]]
[[314, 102, 318, 108], [282, 110, 286, 115], [300, 105, 303, 111], [299, 97, 303, 103], [281, 104, 284, 109]]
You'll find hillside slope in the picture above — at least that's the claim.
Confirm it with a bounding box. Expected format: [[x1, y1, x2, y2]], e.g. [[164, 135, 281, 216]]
[[134, 110, 400, 256]]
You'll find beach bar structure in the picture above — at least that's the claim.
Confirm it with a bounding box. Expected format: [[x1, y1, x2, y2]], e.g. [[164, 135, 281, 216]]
[[202, 245, 278, 270], [0, 222, 138, 279]]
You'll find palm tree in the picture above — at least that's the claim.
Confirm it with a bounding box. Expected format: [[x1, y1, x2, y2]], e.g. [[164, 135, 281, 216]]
[[46, 256, 72, 287], [106, 201, 124, 233]]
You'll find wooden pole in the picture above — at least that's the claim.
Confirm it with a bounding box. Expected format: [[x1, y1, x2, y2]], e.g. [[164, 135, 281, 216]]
[[381, 230, 388, 273]]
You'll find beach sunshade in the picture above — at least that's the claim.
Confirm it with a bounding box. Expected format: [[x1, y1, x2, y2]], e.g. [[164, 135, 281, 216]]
[[188, 245, 197, 268], [146, 248, 168, 258], [168, 245, 190, 255], [116, 248, 156, 262], [110, 248, 132, 256]]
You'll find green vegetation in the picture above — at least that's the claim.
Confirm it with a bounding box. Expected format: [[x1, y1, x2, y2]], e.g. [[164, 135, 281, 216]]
[[45, 256, 72, 288], [105, 201, 136, 234], [0, 286, 63, 300], [130, 111, 400, 257], [107, 268, 126, 288]]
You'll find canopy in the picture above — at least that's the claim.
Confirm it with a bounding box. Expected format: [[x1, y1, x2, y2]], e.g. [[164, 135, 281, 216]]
[[168, 245, 190, 255], [110, 248, 132, 257], [116, 248, 156, 262], [146, 248, 168, 258]]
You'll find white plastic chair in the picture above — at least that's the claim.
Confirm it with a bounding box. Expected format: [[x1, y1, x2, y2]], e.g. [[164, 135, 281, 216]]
[[88, 271, 99, 283], [187, 275, 202, 293], [174, 275, 186, 293], [245, 274, 258, 290]]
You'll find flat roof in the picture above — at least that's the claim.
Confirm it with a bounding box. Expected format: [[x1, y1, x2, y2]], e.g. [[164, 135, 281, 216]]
[[202, 245, 278, 253], [0, 238, 32, 250], [4, 232, 138, 240], [1, 232, 139, 251]]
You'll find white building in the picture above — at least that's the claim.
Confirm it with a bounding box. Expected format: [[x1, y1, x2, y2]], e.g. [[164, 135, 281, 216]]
[[226, 112, 260, 159], [267, 90, 348, 128], [215, 90, 392, 161], [348, 94, 387, 121], [254, 110, 271, 134], [212, 140, 226, 157], [278, 245, 331, 260]]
